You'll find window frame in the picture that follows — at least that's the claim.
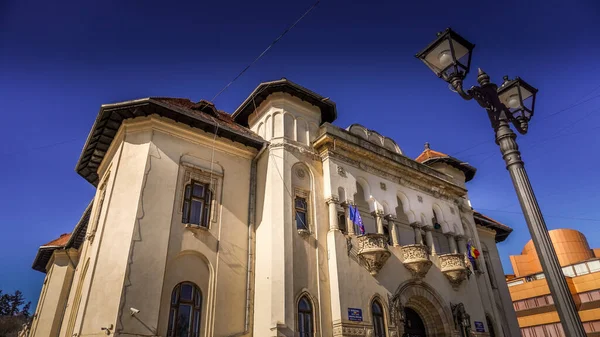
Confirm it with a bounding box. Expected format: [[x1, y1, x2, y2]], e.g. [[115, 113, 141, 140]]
[[371, 299, 387, 337], [294, 189, 310, 232], [297, 295, 314, 337], [87, 171, 110, 241], [168, 282, 202, 337], [178, 164, 221, 229], [182, 180, 213, 228]]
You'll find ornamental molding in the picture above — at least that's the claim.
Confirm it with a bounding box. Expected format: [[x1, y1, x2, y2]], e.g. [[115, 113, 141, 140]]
[[326, 196, 340, 205], [439, 253, 468, 289], [356, 234, 391, 276], [338, 165, 347, 177], [314, 135, 467, 201], [269, 141, 321, 162], [400, 244, 432, 280]]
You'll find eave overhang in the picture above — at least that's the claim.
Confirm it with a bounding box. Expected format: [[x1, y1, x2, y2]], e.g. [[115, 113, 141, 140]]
[[420, 156, 477, 182], [473, 211, 513, 242], [232, 78, 337, 127], [76, 98, 265, 186], [31, 201, 93, 273]]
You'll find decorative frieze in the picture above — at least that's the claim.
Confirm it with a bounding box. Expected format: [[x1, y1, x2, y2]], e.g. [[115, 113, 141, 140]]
[[321, 149, 465, 202]]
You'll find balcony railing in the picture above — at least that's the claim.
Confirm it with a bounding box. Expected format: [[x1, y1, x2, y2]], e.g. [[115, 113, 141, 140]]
[[356, 234, 391, 276], [400, 244, 432, 280], [439, 253, 468, 288]]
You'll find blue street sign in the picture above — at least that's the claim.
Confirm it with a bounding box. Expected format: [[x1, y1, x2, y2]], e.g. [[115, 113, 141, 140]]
[[348, 308, 363, 322]]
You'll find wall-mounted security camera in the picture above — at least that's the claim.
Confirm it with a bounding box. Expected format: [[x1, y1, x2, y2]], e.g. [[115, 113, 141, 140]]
[[130, 307, 140, 316]]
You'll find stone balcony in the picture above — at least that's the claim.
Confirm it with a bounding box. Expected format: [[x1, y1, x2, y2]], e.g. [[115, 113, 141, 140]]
[[438, 253, 468, 288], [356, 234, 391, 276], [400, 244, 432, 280]]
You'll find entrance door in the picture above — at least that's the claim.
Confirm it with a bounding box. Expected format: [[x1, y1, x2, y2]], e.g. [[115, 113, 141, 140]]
[[404, 308, 426, 337]]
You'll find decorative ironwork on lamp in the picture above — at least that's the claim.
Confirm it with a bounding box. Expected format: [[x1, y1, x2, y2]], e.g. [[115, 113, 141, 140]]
[[415, 27, 585, 337], [416, 28, 538, 135]]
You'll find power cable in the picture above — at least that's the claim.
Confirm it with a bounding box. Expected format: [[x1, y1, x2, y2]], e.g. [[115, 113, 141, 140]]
[[206, 0, 320, 104], [2, 137, 80, 156], [450, 89, 600, 157], [475, 208, 600, 223]]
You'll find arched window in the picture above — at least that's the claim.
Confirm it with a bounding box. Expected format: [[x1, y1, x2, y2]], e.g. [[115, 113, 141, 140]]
[[432, 208, 441, 230], [182, 181, 212, 228], [372, 300, 386, 337], [168, 282, 202, 337], [486, 315, 496, 337], [297, 296, 314, 337]]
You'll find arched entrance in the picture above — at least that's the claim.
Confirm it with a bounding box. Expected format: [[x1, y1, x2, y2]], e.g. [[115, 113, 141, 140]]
[[394, 281, 453, 337], [404, 307, 426, 337]]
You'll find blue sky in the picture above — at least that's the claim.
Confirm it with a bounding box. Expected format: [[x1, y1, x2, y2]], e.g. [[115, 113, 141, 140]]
[[1, 0, 599, 309]]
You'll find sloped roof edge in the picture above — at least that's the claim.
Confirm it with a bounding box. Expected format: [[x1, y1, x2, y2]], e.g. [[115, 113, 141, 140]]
[[232, 78, 337, 127]]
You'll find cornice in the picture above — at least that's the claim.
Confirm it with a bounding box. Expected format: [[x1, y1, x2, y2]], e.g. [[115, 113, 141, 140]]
[[97, 116, 258, 174], [315, 134, 467, 201]]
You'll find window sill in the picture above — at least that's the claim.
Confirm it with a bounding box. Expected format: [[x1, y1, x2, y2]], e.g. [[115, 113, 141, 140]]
[[297, 228, 311, 237], [185, 224, 209, 232]]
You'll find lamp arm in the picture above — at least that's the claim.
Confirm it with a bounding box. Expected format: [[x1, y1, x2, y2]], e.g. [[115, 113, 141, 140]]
[[449, 77, 473, 101]]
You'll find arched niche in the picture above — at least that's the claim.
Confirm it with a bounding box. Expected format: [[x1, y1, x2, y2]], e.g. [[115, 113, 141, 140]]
[[272, 111, 283, 138], [283, 113, 295, 140], [395, 192, 415, 224], [296, 117, 308, 145]]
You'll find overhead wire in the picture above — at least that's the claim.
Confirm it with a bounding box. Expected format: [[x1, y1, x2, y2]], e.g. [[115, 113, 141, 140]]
[[450, 85, 600, 157], [8, 0, 321, 158], [475, 208, 600, 223]]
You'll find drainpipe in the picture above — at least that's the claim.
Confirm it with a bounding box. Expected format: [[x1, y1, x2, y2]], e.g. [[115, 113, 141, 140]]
[[226, 143, 267, 337]]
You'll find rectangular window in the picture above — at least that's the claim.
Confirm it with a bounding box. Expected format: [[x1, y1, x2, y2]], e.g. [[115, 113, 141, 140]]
[[507, 279, 523, 287], [562, 266, 576, 277], [587, 260, 600, 273], [182, 181, 212, 228], [295, 196, 308, 231], [574, 263, 589, 276]]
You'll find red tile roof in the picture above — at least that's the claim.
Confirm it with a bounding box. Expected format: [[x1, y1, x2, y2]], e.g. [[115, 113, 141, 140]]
[[151, 97, 261, 139], [415, 147, 450, 163], [415, 142, 477, 182], [42, 233, 71, 247]]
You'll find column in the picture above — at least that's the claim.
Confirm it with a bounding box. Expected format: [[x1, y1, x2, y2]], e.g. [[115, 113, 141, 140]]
[[410, 222, 422, 245], [446, 232, 458, 253], [342, 201, 355, 235], [385, 214, 399, 246], [326, 196, 340, 231], [372, 210, 385, 234], [456, 235, 467, 255], [423, 226, 435, 255]]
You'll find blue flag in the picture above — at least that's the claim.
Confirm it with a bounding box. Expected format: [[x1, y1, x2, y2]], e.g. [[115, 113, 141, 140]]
[[349, 205, 365, 235]]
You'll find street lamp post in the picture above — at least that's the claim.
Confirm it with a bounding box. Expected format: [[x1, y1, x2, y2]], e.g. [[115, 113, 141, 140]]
[[415, 28, 586, 337]]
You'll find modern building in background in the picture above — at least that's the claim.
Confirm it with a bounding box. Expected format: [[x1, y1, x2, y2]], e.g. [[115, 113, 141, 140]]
[[506, 229, 600, 337], [29, 79, 519, 337]]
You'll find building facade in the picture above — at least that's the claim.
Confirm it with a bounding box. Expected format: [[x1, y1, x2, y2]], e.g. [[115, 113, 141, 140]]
[[506, 229, 600, 337], [29, 79, 518, 337]]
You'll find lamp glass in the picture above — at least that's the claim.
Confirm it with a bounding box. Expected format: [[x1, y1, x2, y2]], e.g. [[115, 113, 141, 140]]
[[498, 78, 537, 120], [423, 37, 469, 77]]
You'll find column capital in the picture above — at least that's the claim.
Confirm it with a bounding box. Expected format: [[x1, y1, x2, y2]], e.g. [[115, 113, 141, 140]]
[[409, 221, 421, 229], [372, 209, 385, 218], [444, 231, 456, 238], [384, 214, 397, 221], [455, 234, 466, 240], [325, 196, 340, 205], [421, 225, 433, 231]]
